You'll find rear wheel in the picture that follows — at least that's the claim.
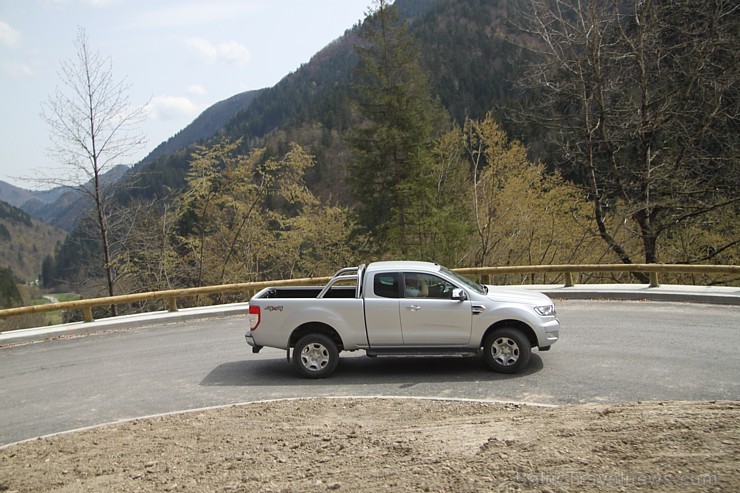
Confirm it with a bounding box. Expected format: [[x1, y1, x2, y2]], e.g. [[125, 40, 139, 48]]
[[483, 327, 531, 374], [293, 333, 339, 379]]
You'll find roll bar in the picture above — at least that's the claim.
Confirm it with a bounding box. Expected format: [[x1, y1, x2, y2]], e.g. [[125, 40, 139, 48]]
[[316, 264, 366, 299]]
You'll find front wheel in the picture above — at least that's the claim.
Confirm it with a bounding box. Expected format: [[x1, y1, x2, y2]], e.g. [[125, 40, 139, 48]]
[[293, 333, 339, 379], [483, 327, 531, 374]]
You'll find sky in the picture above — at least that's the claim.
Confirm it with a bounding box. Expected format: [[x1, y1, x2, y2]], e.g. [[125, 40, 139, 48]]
[[0, 0, 373, 190]]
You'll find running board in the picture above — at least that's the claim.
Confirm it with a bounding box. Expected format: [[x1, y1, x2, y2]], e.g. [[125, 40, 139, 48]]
[[366, 349, 480, 358]]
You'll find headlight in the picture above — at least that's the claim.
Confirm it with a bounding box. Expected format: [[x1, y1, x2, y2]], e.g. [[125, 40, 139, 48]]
[[534, 305, 556, 317]]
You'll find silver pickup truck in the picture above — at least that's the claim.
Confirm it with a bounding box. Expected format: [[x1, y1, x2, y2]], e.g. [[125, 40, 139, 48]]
[[246, 261, 559, 378]]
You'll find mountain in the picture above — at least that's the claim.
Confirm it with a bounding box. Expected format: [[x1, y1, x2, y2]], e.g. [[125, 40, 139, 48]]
[[119, 0, 526, 205], [39, 0, 538, 284], [135, 89, 265, 168], [0, 181, 67, 211], [0, 181, 82, 232], [110, 89, 266, 205], [0, 200, 67, 283], [0, 86, 265, 231], [4, 0, 499, 221], [19, 188, 87, 232], [0, 165, 129, 232]]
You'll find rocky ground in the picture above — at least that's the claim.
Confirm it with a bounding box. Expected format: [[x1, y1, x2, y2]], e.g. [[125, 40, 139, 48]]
[[1, 398, 737, 492]]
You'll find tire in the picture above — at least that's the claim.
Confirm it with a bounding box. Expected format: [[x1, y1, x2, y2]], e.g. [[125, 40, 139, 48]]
[[293, 333, 340, 379], [483, 327, 531, 374]]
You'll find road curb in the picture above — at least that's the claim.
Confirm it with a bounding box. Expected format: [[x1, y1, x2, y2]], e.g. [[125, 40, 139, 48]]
[[526, 284, 740, 306], [0, 303, 250, 346]]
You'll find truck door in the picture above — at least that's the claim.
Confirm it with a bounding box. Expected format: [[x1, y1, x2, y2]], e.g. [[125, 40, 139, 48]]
[[363, 272, 404, 346], [400, 272, 472, 345]]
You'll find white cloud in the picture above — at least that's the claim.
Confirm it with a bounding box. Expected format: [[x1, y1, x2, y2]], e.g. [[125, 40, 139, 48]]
[[4, 61, 34, 78], [0, 20, 21, 48], [185, 37, 251, 65], [147, 95, 201, 121]]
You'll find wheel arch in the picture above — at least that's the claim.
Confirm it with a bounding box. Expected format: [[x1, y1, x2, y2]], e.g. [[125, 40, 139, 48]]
[[483, 320, 538, 349], [290, 322, 344, 352]]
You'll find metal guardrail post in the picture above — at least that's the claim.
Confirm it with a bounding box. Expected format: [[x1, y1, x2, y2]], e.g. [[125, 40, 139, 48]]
[[649, 272, 660, 288], [168, 297, 178, 312], [564, 272, 574, 287], [83, 306, 93, 323]]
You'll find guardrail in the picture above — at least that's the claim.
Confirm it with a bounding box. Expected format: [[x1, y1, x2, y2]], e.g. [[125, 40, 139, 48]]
[[1, 264, 737, 323]]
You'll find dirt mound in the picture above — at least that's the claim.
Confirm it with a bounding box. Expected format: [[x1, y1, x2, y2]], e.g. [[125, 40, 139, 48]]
[[1, 398, 737, 492]]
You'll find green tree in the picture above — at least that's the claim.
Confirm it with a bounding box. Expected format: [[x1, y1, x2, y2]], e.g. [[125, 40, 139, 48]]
[[163, 139, 364, 290], [457, 114, 593, 271], [41, 255, 56, 288], [406, 124, 474, 266], [348, 0, 448, 256], [0, 267, 22, 309], [174, 139, 274, 287]]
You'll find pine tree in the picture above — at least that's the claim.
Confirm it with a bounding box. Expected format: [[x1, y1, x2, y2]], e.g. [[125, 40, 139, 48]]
[[348, 0, 448, 256]]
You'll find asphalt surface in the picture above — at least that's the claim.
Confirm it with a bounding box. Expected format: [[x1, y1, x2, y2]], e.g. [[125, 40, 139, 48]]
[[1, 298, 738, 447]]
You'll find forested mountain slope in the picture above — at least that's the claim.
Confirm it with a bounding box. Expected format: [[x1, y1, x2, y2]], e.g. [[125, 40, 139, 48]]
[[0, 201, 66, 283], [120, 0, 526, 204]]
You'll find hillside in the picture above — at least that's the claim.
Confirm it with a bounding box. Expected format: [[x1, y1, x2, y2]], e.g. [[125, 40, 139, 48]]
[[0, 200, 67, 283], [222, 0, 523, 139], [119, 0, 526, 204], [3, 0, 521, 214], [0, 180, 67, 212], [135, 89, 265, 169], [0, 89, 264, 231]]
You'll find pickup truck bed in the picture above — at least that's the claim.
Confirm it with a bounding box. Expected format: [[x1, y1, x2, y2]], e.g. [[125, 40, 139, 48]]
[[259, 286, 356, 299]]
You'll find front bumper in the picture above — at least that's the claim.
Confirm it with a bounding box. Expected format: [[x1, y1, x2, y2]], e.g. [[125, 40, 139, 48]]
[[539, 318, 560, 347]]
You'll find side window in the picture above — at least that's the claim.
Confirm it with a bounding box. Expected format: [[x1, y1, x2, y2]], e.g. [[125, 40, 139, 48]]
[[403, 273, 457, 299], [373, 273, 400, 298]]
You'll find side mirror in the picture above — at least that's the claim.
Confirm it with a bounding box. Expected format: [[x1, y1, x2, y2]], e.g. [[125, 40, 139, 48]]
[[452, 289, 467, 301]]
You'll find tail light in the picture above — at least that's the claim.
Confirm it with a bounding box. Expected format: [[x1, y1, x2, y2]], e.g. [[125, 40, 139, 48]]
[[248, 305, 261, 330]]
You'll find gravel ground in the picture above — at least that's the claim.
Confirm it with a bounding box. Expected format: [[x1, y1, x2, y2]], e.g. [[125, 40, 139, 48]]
[[1, 398, 737, 492]]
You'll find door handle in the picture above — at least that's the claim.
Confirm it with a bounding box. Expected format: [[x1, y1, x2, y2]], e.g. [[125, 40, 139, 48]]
[[405, 305, 421, 312]]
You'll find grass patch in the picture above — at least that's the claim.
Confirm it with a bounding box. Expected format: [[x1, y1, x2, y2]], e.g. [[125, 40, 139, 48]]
[[51, 293, 82, 303]]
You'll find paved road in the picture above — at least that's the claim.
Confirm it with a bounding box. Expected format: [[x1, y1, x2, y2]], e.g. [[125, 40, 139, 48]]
[[1, 300, 738, 446]]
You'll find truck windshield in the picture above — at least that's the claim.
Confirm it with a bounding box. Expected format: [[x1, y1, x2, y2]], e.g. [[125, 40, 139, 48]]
[[441, 267, 486, 295]]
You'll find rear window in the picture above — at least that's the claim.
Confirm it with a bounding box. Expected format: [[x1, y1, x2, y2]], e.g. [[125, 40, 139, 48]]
[[373, 272, 400, 298]]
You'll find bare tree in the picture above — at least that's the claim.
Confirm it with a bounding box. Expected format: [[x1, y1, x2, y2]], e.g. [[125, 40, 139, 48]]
[[41, 27, 147, 311], [515, 0, 739, 271]]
